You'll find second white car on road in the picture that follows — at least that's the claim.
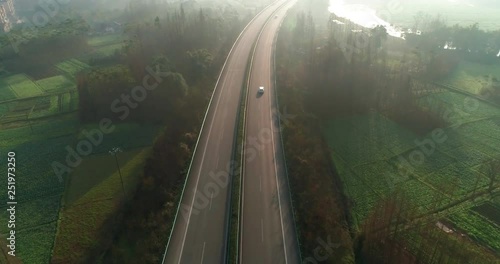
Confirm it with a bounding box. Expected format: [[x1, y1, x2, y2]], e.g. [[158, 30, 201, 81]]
[[258, 86, 265, 94]]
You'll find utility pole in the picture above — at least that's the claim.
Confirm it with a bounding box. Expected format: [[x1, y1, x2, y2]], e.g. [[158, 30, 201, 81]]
[[109, 147, 125, 196]]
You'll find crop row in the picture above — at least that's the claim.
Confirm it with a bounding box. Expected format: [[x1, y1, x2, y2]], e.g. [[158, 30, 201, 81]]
[[0, 135, 73, 202], [0, 115, 78, 147], [472, 202, 500, 226], [448, 209, 500, 252]]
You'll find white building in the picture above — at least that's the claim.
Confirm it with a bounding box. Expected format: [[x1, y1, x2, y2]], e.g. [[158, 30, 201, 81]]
[[0, 0, 15, 33]]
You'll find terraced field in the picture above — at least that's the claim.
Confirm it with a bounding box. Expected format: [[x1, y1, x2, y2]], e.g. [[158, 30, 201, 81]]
[[0, 74, 44, 100]]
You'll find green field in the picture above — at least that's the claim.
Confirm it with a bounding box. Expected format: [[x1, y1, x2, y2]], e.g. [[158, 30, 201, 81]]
[[324, 90, 500, 253], [56, 59, 90, 77], [448, 209, 500, 252], [94, 43, 124, 57], [0, 90, 78, 123], [88, 34, 124, 47], [0, 74, 44, 99], [0, 113, 78, 147], [0, 110, 161, 262], [0, 129, 76, 262], [52, 147, 152, 263], [36, 75, 75, 93]]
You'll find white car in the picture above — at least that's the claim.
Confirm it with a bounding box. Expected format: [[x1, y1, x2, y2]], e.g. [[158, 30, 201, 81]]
[[258, 86, 264, 94]]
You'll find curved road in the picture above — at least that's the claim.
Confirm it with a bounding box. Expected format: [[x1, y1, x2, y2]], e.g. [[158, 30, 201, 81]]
[[162, 1, 291, 263], [240, 1, 300, 264]]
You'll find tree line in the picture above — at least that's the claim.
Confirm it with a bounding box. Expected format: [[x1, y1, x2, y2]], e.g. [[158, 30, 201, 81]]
[[76, 6, 248, 263]]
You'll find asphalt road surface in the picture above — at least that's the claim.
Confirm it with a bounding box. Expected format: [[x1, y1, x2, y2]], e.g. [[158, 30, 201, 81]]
[[240, 1, 300, 264], [163, 1, 290, 263]]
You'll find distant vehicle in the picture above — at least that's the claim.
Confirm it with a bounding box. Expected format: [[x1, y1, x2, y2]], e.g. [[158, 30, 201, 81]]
[[258, 86, 264, 94], [274, 15, 278, 19]]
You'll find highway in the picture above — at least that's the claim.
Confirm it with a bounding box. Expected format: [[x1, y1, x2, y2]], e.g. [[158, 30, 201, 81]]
[[240, 1, 300, 264], [162, 1, 291, 263]]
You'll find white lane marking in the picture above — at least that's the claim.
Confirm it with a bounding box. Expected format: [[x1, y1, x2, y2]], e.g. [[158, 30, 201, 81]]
[[200, 242, 206, 264], [178, 56, 231, 263], [268, 20, 289, 263], [261, 218, 264, 243], [209, 191, 213, 210], [240, 1, 291, 263], [260, 175, 262, 192]]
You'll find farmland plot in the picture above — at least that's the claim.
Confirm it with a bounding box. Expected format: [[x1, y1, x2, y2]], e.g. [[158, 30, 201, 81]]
[[1, 74, 44, 99], [36, 75, 75, 93], [95, 43, 123, 57], [88, 34, 123, 47], [0, 114, 78, 147], [76, 123, 161, 155], [325, 92, 500, 229], [0, 77, 18, 101], [472, 202, 500, 226], [56, 59, 90, 77], [0, 118, 77, 263], [52, 147, 152, 263], [447, 209, 500, 252]]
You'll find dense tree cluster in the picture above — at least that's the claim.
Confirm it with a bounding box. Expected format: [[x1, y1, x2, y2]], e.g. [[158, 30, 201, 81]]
[[408, 13, 500, 65]]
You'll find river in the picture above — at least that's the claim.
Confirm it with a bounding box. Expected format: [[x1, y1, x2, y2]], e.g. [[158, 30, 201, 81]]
[[328, 0, 406, 38]]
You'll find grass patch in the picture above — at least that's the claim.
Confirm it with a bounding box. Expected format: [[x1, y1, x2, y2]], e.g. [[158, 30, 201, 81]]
[[64, 148, 149, 205], [1, 74, 44, 99], [88, 34, 123, 47], [76, 122, 161, 155], [94, 43, 123, 57], [52, 147, 152, 263]]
